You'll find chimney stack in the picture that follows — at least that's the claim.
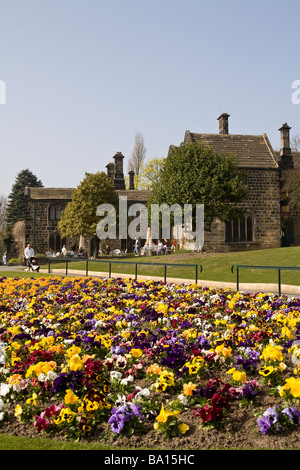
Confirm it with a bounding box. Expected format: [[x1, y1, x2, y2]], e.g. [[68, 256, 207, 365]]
[[279, 123, 293, 170], [113, 152, 126, 190], [279, 123, 291, 156], [128, 170, 135, 190], [217, 113, 230, 134], [106, 162, 115, 182]]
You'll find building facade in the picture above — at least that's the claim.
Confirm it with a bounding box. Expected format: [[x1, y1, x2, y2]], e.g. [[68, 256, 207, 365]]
[[19, 113, 299, 258], [23, 152, 151, 257]]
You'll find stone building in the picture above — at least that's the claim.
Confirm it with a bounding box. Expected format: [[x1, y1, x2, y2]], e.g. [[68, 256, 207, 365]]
[[23, 151, 151, 257], [16, 113, 299, 258], [175, 113, 282, 251]]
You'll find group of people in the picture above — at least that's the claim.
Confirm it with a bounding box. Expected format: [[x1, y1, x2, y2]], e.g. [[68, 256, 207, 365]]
[[134, 238, 176, 256], [61, 245, 85, 257]]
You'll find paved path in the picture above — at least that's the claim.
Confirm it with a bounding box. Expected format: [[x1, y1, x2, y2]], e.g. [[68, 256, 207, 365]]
[[1, 265, 300, 297], [40, 267, 300, 297]]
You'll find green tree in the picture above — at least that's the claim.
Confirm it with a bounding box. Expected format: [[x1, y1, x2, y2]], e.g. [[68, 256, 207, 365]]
[[58, 172, 119, 256], [137, 157, 165, 190], [6, 169, 43, 230], [148, 143, 248, 230], [281, 168, 300, 212]]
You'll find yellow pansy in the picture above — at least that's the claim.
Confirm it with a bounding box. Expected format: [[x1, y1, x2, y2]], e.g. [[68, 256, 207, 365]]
[[14, 404, 23, 418], [65, 389, 79, 405], [178, 423, 189, 434], [183, 382, 197, 397], [68, 354, 84, 371], [156, 404, 179, 424], [130, 348, 143, 358]]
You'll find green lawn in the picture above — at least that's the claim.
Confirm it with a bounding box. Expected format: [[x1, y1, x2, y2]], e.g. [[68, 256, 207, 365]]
[[0, 432, 141, 450], [1, 247, 300, 451], [40, 246, 300, 286]]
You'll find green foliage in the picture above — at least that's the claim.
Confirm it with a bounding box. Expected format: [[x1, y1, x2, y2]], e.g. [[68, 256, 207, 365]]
[[6, 169, 43, 229], [58, 171, 119, 238], [281, 167, 300, 212], [136, 157, 165, 189], [149, 143, 248, 230]]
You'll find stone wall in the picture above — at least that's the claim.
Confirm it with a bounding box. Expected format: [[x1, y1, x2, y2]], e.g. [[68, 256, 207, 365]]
[[25, 199, 70, 254], [23, 169, 281, 256], [203, 168, 281, 252]]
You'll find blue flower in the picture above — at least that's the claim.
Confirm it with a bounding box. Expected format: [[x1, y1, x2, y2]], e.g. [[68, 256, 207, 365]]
[[282, 407, 300, 425], [257, 416, 272, 434], [263, 407, 278, 424]]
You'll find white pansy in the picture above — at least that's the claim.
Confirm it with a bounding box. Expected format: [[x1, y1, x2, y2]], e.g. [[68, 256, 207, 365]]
[[47, 370, 59, 381], [110, 371, 122, 380], [120, 375, 134, 386], [0, 383, 11, 397]]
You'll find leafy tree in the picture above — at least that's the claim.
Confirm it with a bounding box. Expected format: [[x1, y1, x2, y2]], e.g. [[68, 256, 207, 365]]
[[58, 172, 119, 256], [6, 169, 43, 230], [281, 168, 300, 212], [148, 143, 248, 231], [137, 157, 165, 190]]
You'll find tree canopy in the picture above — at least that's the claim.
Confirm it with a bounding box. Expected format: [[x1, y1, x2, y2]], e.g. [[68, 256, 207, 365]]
[[58, 171, 119, 239], [136, 157, 165, 190], [148, 143, 248, 230], [6, 169, 43, 230], [281, 167, 300, 212]]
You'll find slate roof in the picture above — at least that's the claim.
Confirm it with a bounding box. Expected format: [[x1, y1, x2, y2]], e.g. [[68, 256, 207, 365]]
[[117, 189, 151, 203], [181, 131, 278, 169], [25, 187, 74, 200], [25, 187, 151, 203]]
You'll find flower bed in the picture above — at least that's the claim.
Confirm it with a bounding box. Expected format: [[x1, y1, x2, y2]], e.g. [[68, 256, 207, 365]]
[[1, 275, 300, 449]]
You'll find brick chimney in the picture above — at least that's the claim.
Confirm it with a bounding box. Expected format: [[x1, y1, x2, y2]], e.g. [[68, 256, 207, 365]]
[[128, 170, 135, 190], [217, 113, 230, 134], [279, 122, 293, 170], [106, 162, 115, 183], [113, 152, 126, 189]]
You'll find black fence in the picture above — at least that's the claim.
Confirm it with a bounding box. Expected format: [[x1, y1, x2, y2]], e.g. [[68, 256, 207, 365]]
[[231, 264, 300, 296], [47, 258, 300, 294], [47, 257, 203, 283]]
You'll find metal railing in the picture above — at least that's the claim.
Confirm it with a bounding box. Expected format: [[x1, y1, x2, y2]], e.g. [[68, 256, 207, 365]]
[[47, 257, 203, 283], [231, 264, 300, 296]]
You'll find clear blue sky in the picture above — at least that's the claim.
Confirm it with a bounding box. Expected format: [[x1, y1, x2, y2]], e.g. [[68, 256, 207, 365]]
[[0, 0, 300, 197]]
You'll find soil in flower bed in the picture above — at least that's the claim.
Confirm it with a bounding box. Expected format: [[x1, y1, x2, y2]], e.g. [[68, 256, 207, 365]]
[[1, 275, 300, 450], [1, 387, 299, 450]]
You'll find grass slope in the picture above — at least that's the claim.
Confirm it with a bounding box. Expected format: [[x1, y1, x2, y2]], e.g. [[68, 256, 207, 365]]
[[40, 246, 300, 286]]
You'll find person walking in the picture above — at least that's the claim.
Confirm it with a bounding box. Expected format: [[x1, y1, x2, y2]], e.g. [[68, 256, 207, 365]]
[[133, 238, 139, 256], [24, 243, 35, 271]]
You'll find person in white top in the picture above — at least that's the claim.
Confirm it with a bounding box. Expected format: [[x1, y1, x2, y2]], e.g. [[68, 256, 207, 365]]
[[61, 245, 68, 257], [24, 243, 35, 270]]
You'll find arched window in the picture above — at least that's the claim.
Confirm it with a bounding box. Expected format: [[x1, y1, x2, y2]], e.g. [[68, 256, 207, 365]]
[[49, 233, 66, 252], [225, 215, 255, 243]]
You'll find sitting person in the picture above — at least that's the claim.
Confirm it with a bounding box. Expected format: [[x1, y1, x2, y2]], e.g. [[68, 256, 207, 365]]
[[157, 240, 164, 255], [78, 247, 85, 257], [61, 245, 68, 257]]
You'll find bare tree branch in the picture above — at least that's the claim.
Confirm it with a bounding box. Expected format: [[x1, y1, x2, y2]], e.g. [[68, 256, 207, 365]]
[[291, 133, 300, 152], [0, 195, 7, 231], [128, 131, 146, 176]]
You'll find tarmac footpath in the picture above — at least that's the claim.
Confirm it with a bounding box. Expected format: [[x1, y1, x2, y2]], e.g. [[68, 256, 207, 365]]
[[1, 265, 299, 297]]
